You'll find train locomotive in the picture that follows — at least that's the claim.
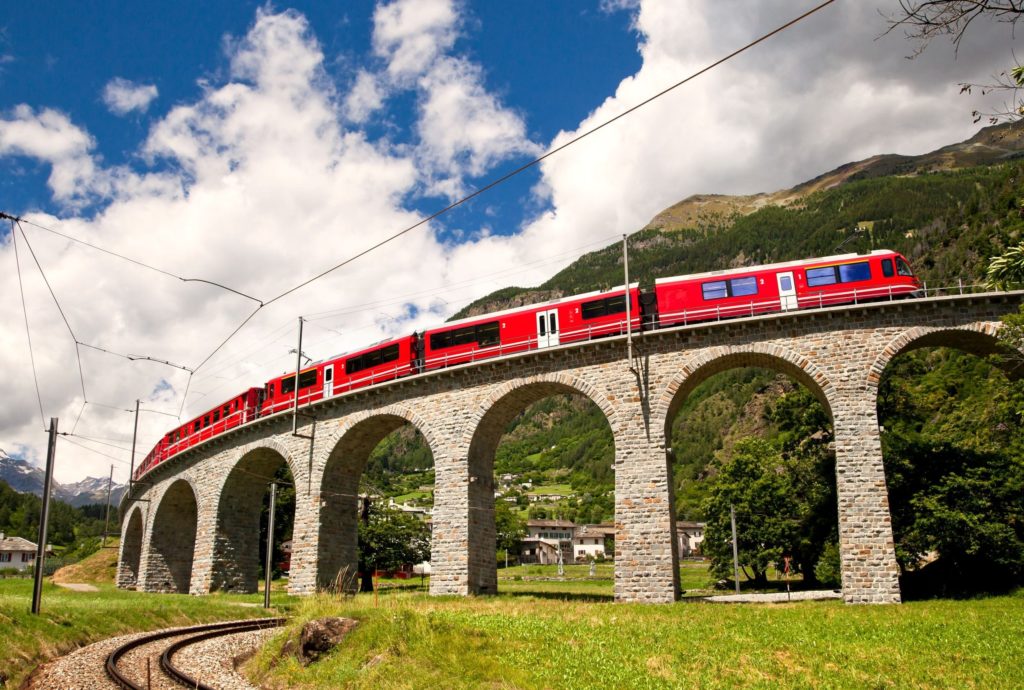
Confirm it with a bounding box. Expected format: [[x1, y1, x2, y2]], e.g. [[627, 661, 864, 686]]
[[133, 249, 920, 479]]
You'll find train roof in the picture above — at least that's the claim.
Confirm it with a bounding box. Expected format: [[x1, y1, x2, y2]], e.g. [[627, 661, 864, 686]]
[[654, 250, 899, 285], [432, 283, 640, 330]]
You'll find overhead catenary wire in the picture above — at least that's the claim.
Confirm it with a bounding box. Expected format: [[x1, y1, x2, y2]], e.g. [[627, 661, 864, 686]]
[[188, 0, 839, 376], [4, 212, 264, 306], [11, 220, 47, 431], [58, 434, 131, 465], [14, 220, 88, 402], [5, 0, 840, 466], [78, 342, 193, 373]]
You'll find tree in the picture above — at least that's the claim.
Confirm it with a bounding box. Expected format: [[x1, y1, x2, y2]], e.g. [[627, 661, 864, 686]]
[[887, 1, 1024, 122], [987, 242, 1024, 290], [701, 439, 801, 588], [358, 502, 431, 592], [495, 500, 526, 561]]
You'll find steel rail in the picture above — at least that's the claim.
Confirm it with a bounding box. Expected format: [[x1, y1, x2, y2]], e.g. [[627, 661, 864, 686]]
[[105, 618, 285, 690]]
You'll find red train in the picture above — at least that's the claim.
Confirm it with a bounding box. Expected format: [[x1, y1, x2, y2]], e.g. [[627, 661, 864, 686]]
[[133, 249, 920, 479]]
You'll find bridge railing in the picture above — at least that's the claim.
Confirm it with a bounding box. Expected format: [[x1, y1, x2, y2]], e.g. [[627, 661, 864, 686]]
[[133, 281, 998, 480]]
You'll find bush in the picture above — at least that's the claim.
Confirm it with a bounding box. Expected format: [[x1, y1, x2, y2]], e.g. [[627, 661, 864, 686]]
[[814, 541, 842, 588]]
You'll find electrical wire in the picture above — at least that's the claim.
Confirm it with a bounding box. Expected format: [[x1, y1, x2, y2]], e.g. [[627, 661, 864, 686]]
[[58, 434, 131, 465], [4, 213, 264, 305], [78, 339, 192, 370], [15, 220, 88, 401], [188, 0, 839, 376], [11, 220, 47, 431], [60, 432, 134, 453], [7, 1, 840, 466]]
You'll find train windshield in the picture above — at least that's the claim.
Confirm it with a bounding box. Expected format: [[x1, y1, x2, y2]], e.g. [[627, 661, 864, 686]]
[[896, 258, 913, 276]]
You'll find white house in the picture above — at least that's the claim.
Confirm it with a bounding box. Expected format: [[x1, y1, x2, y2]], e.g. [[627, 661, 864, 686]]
[[676, 521, 706, 557], [0, 533, 40, 572], [572, 524, 615, 561]]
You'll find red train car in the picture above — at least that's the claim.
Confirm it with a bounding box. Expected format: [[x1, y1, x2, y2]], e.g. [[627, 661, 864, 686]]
[[134, 250, 922, 481], [421, 285, 641, 370], [654, 250, 919, 328], [260, 335, 419, 416], [134, 388, 262, 479]]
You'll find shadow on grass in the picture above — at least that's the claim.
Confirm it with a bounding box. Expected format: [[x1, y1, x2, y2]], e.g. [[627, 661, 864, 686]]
[[500, 590, 614, 603]]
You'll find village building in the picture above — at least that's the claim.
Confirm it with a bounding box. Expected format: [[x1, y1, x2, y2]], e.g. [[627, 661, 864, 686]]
[[0, 533, 42, 572], [676, 521, 706, 557]]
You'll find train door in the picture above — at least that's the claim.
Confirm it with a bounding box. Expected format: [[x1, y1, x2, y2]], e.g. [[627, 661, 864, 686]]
[[536, 309, 560, 348], [777, 272, 798, 311], [323, 364, 334, 398]]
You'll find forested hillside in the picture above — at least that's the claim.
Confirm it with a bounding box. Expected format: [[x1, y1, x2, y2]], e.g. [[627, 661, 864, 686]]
[[366, 123, 1024, 594]]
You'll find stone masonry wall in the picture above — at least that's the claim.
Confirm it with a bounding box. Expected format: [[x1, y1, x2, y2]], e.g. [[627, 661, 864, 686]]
[[119, 293, 1023, 604]]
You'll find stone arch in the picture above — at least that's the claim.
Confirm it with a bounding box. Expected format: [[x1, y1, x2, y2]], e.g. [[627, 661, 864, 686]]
[[463, 373, 619, 595], [655, 343, 837, 442], [210, 440, 299, 592], [117, 506, 144, 590], [316, 405, 439, 589], [651, 344, 838, 597], [868, 323, 1014, 389], [146, 479, 199, 593]]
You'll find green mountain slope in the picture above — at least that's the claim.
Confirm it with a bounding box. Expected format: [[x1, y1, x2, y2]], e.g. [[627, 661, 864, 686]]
[[370, 122, 1024, 536]]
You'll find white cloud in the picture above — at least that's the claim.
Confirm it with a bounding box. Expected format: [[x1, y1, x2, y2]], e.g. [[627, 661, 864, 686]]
[[373, 0, 459, 83], [0, 105, 101, 201], [102, 78, 159, 115], [344, 70, 385, 122], [0, 1, 1016, 484], [365, 0, 542, 197], [416, 57, 542, 195]]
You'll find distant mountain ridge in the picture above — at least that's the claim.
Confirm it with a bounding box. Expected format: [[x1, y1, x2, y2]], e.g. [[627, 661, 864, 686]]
[[643, 120, 1024, 234], [0, 453, 125, 507]]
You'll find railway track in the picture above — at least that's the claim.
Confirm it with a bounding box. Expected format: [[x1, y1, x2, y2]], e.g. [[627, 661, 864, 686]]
[[104, 618, 285, 690]]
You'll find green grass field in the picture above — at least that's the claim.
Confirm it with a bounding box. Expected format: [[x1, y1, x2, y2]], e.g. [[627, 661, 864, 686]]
[[249, 588, 1024, 689], [0, 579, 290, 689], [5, 562, 1023, 689]]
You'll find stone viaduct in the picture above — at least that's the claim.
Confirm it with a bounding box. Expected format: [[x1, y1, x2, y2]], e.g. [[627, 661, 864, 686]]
[[117, 292, 1023, 605]]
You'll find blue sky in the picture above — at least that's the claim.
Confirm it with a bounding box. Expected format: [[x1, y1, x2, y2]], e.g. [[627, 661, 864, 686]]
[[1, 1, 640, 235], [0, 1, 1016, 482]]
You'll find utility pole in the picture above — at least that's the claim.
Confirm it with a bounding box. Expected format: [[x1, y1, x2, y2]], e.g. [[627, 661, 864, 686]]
[[31, 418, 58, 615], [128, 399, 140, 491], [264, 482, 277, 609], [291, 317, 304, 435], [730, 504, 741, 595], [622, 234, 633, 368], [101, 464, 113, 548]]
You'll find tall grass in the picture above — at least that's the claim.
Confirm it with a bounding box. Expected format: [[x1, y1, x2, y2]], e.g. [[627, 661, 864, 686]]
[[249, 588, 1024, 689]]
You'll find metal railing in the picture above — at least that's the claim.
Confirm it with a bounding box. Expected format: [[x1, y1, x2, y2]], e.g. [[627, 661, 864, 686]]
[[135, 280, 996, 480]]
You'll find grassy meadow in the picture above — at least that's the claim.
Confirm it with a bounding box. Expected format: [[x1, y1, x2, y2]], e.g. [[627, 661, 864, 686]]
[[250, 587, 1024, 689], [3, 553, 1022, 689]]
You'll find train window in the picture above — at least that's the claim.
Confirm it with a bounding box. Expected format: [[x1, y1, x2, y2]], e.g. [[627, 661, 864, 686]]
[[478, 321, 500, 346], [346, 343, 400, 374], [581, 295, 626, 319], [281, 369, 318, 394], [701, 281, 728, 300], [194, 421, 200, 433], [203, 415, 210, 428], [896, 258, 913, 276], [806, 267, 837, 287], [429, 321, 500, 349], [537, 314, 546, 336], [730, 276, 758, 297], [213, 410, 220, 423], [838, 261, 871, 282], [882, 259, 894, 277]]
